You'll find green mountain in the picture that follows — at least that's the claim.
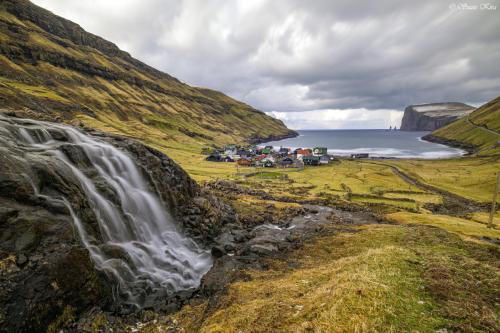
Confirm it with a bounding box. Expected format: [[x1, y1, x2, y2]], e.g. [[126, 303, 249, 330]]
[[0, 0, 296, 155], [424, 96, 500, 155]]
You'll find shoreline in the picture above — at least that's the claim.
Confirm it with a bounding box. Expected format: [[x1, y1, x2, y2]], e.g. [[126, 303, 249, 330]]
[[257, 130, 467, 160], [247, 130, 299, 145], [420, 134, 476, 155]]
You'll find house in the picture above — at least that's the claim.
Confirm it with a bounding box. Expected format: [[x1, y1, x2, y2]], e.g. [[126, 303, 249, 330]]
[[313, 147, 328, 156], [264, 155, 275, 163], [255, 154, 268, 162], [261, 158, 275, 168], [293, 148, 303, 155], [237, 157, 252, 166], [224, 148, 237, 156], [319, 155, 331, 164], [295, 148, 312, 160], [351, 153, 369, 159], [276, 147, 289, 157], [206, 153, 222, 162], [303, 156, 320, 166], [279, 157, 294, 167], [237, 149, 251, 157], [261, 147, 272, 155]]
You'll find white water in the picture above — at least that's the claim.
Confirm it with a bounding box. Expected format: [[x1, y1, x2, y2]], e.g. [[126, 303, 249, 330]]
[[5, 118, 212, 308]]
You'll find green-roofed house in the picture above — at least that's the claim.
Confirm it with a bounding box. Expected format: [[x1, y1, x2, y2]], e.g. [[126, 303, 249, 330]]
[[312, 147, 328, 156], [303, 155, 320, 166], [261, 148, 272, 154]]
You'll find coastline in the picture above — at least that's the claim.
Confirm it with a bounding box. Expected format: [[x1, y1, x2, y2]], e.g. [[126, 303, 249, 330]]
[[420, 134, 476, 155], [247, 129, 299, 145], [256, 129, 465, 159]]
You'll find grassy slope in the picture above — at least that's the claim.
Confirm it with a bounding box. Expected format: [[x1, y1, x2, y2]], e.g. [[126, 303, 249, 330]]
[[139, 154, 500, 332], [431, 97, 500, 155], [385, 156, 500, 202], [0, 1, 295, 158], [162, 224, 498, 333]]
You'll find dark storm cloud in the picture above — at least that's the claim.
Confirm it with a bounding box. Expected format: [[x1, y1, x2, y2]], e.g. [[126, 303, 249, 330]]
[[32, 0, 500, 128]]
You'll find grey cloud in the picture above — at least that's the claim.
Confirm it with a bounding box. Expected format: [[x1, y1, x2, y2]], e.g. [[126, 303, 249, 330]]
[[32, 0, 500, 120]]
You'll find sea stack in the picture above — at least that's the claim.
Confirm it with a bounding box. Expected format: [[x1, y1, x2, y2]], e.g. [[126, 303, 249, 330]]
[[400, 102, 475, 131]]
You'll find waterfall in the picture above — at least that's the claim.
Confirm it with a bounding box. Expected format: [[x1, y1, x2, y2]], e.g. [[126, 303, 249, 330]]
[[2, 116, 212, 308]]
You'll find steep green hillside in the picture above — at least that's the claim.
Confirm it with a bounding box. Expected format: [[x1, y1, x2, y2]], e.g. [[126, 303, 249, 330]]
[[426, 97, 500, 155], [0, 0, 296, 156]]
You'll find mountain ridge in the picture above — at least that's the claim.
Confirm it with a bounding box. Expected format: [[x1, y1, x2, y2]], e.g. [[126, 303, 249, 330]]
[[0, 0, 296, 155]]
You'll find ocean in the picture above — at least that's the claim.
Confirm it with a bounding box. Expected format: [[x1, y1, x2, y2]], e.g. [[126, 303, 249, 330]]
[[264, 130, 464, 159]]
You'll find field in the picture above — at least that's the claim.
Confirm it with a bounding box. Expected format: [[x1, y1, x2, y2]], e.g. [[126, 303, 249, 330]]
[[173, 152, 498, 208], [382, 157, 500, 202], [135, 153, 500, 332]]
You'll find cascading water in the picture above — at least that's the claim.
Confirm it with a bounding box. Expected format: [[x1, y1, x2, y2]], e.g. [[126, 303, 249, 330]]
[[1, 116, 212, 308]]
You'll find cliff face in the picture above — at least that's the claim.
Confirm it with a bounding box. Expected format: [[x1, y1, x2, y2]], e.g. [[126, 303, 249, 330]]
[[400, 102, 475, 131], [0, 0, 296, 152]]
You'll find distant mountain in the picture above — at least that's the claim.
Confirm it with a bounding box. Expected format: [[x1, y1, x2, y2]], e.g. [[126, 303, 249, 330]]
[[423, 97, 500, 155], [0, 0, 296, 153], [400, 102, 475, 131]]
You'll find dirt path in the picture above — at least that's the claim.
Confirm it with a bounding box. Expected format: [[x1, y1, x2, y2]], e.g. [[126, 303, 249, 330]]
[[467, 114, 500, 137], [388, 164, 489, 215]]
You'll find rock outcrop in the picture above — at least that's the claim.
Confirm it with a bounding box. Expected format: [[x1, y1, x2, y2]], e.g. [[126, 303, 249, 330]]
[[400, 102, 475, 131], [0, 113, 235, 333]]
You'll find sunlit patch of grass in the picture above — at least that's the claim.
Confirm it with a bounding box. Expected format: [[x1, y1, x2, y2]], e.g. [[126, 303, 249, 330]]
[[385, 156, 500, 202], [386, 211, 500, 240], [383, 191, 443, 204], [351, 195, 417, 210], [0, 78, 69, 103], [469, 211, 500, 226]]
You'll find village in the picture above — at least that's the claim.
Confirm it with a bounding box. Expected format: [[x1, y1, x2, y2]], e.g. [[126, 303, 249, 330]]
[[203, 144, 370, 168]]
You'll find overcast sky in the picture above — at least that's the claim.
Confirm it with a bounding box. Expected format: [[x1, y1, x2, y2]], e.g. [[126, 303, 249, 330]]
[[32, 0, 500, 129]]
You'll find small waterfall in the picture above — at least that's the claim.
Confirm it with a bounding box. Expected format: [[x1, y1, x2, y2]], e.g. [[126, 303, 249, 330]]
[[2, 116, 212, 308]]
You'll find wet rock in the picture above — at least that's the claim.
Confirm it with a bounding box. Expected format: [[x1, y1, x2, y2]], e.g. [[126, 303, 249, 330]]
[[47, 128, 68, 141], [249, 244, 278, 255], [231, 230, 247, 243], [211, 246, 226, 258], [0, 207, 18, 224], [60, 144, 92, 168], [15, 230, 37, 251], [16, 253, 27, 266]]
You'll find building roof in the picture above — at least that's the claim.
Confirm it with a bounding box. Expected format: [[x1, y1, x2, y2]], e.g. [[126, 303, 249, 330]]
[[303, 155, 320, 161], [296, 149, 312, 155]]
